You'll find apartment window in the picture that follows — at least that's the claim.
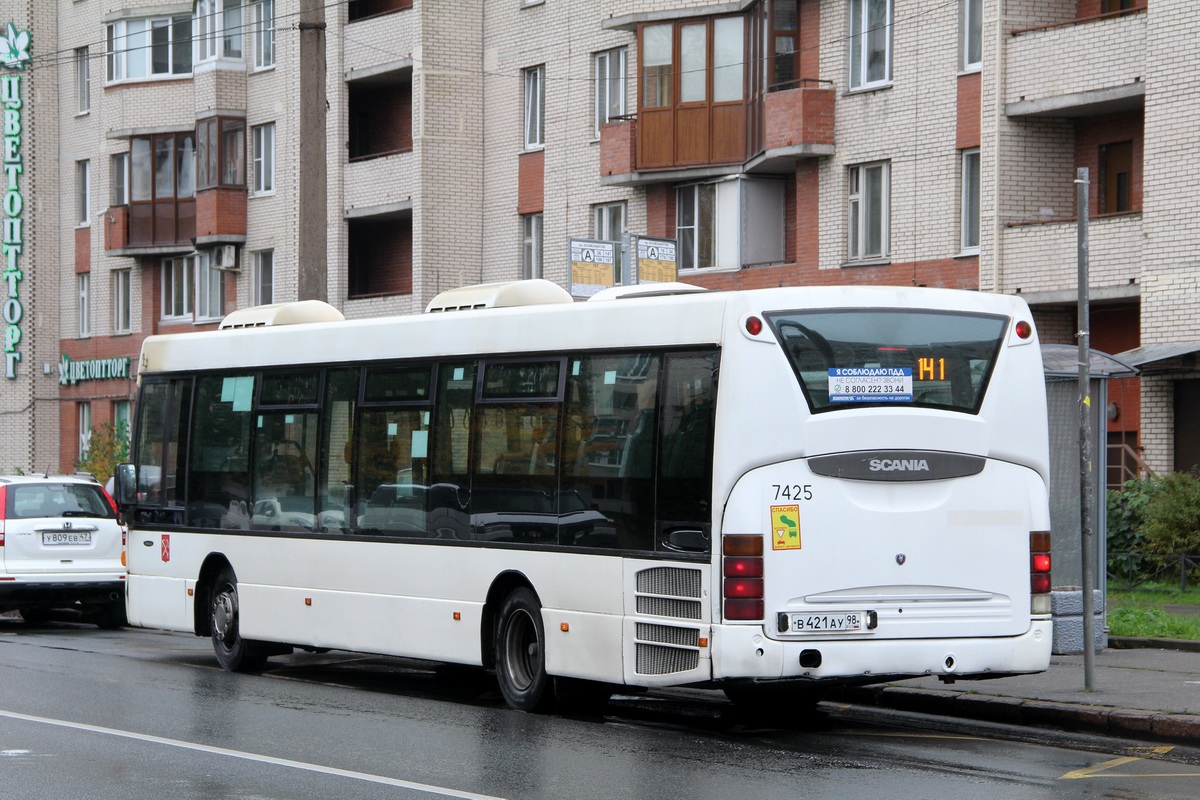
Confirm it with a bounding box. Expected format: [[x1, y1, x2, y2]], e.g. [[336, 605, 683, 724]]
[[114, 269, 132, 333], [78, 403, 92, 460], [106, 16, 192, 82], [524, 66, 545, 149], [76, 160, 90, 226], [196, 251, 224, 320], [772, 0, 800, 90], [254, 0, 275, 68], [961, 148, 981, 252], [961, 0, 982, 70], [114, 401, 132, 442], [1101, 1, 1136, 11], [76, 47, 90, 113], [162, 256, 194, 319], [255, 250, 274, 305], [848, 162, 889, 260], [849, 0, 892, 89], [252, 122, 275, 194], [522, 213, 543, 279], [677, 178, 785, 270], [594, 202, 625, 241], [594, 48, 626, 137], [1102, 141, 1133, 214], [348, 0, 413, 23], [78, 274, 91, 338], [195, 0, 243, 62], [111, 153, 129, 206], [197, 117, 245, 188]]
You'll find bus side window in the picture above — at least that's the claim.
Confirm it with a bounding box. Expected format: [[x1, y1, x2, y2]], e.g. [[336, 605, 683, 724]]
[[133, 378, 191, 525], [186, 374, 254, 530], [656, 352, 717, 552]]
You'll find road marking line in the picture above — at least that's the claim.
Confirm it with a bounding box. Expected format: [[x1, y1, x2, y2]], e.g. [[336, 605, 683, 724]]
[[1059, 746, 1192, 780], [0, 708, 506, 800]]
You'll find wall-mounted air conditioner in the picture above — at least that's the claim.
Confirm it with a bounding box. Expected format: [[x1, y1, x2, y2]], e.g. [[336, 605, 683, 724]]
[[213, 244, 239, 271]]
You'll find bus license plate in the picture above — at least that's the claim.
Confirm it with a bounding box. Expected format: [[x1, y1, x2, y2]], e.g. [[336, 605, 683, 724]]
[[790, 612, 865, 633], [42, 531, 92, 546]]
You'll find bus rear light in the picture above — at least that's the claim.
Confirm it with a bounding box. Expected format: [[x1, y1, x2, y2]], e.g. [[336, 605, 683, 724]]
[[723, 556, 763, 578], [723, 535, 764, 621], [744, 315, 763, 336], [724, 598, 764, 620], [1030, 530, 1052, 612], [1015, 320, 1033, 340], [724, 577, 763, 598]]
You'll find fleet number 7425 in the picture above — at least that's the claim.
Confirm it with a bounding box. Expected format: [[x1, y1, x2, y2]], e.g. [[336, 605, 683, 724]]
[[772, 484, 813, 501]]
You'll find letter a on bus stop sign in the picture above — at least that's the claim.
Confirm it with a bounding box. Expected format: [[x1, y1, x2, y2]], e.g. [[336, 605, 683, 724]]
[[771, 505, 801, 550]]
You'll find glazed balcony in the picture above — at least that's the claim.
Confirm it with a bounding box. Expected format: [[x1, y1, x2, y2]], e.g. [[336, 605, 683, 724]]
[[600, 84, 834, 186], [1006, 7, 1146, 118]]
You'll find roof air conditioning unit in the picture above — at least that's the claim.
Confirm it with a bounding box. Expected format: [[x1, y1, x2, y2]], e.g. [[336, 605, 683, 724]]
[[214, 244, 239, 271]]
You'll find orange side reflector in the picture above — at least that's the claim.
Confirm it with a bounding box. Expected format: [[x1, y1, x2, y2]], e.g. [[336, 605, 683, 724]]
[[698, 637, 708, 648], [187, 587, 193, 596], [304, 598, 312, 606], [560, 622, 570, 632], [453, 611, 461, 621]]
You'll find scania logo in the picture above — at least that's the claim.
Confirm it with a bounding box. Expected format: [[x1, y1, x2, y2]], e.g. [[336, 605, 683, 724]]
[[868, 458, 930, 472]]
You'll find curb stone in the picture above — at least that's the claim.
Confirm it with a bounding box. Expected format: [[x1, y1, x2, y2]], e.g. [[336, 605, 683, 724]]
[[833, 685, 1200, 746]]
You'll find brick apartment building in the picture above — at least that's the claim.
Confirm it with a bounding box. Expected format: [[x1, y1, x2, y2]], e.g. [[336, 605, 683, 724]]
[[0, 0, 1196, 480]]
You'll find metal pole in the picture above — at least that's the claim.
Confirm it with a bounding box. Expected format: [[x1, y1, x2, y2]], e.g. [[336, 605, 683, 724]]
[[1076, 167, 1096, 691]]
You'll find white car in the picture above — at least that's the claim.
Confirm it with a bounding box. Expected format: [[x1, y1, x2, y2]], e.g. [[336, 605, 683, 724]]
[[0, 473, 127, 627]]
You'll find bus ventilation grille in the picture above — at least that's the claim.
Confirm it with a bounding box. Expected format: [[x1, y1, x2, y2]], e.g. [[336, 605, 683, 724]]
[[635, 623, 701, 675], [634, 566, 703, 620]]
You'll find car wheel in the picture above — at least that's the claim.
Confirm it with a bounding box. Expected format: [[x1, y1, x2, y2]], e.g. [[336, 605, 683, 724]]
[[18, 607, 51, 625], [210, 567, 269, 673], [494, 587, 553, 712]]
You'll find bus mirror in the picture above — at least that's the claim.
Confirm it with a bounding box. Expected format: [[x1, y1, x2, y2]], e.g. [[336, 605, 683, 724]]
[[112, 463, 136, 506], [663, 528, 709, 553]]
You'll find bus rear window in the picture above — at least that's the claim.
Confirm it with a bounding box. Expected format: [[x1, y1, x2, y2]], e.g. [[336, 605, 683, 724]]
[[764, 309, 1008, 414]]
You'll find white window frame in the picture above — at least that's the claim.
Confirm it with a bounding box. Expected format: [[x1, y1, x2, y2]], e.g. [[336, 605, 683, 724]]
[[522, 213, 543, 279], [960, 0, 982, 71], [114, 269, 133, 333], [76, 160, 90, 227], [847, 161, 890, 261], [252, 122, 275, 194], [162, 256, 194, 320], [254, 249, 274, 305], [594, 48, 626, 138], [76, 47, 90, 113], [960, 148, 981, 253], [195, 0, 243, 63], [111, 153, 130, 206], [849, 0, 893, 90], [78, 273, 91, 338], [78, 403, 92, 460], [195, 251, 225, 321], [254, 0, 275, 69], [106, 17, 193, 83], [524, 65, 545, 149], [593, 202, 626, 242]]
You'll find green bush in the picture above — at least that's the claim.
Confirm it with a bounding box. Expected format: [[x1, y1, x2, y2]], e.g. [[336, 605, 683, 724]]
[[1107, 476, 1165, 554], [1140, 471, 1200, 556], [74, 421, 130, 487]]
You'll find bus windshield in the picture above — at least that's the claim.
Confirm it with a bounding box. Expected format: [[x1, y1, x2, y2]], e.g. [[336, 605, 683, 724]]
[[765, 309, 1008, 414]]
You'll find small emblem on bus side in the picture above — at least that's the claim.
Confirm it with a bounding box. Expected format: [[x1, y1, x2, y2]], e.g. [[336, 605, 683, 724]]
[[896, 554, 906, 565]]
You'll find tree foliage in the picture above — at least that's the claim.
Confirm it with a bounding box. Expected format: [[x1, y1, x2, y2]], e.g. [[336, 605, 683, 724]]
[[74, 422, 130, 486]]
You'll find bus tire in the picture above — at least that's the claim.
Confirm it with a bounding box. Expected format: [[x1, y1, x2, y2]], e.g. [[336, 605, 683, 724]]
[[210, 567, 270, 673], [494, 587, 553, 712]]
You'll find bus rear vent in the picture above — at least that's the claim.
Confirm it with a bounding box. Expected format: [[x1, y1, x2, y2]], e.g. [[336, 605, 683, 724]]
[[424, 279, 574, 313], [635, 566, 702, 620], [220, 300, 345, 330]]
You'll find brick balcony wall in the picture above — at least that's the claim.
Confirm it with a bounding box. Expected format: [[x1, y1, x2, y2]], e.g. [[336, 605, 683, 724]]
[[599, 119, 636, 177], [763, 87, 834, 150], [195, 188, 248, 238]]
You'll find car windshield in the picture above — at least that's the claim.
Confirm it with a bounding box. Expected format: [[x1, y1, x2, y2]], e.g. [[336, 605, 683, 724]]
[[765, 308, 1008, 414], [5, 483, 116, 520]]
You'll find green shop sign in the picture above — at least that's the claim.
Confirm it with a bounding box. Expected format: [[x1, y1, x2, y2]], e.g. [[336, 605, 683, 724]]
[[59, 354, 131, 386], [2, 23, 30, 380]]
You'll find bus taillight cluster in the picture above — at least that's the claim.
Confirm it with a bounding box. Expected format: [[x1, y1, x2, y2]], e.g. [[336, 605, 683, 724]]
[[1030, 531, 1052, 615], [723, 534, 764, 620]]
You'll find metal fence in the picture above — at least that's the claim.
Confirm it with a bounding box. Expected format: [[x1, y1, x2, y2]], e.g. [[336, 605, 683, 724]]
[[1107, 553, 1200, 591]]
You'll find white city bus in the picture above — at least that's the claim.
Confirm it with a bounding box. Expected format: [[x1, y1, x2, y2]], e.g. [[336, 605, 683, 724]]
[[117, 280, 1052, 711]]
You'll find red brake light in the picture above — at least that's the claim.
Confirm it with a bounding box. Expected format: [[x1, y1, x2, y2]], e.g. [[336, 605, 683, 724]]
[[724, 577, 763, 598], [723, 535, 764, 620], [1030, 574, 1051, 594], [1031, 553, 1051, 573], [1030, 530, 1051, 596], [1015, 320, 1033, 340], [724, 598, 764, 620], [744, 315, 763, 336], [723, 557, 763, 578], [0, 484, 6, 542]]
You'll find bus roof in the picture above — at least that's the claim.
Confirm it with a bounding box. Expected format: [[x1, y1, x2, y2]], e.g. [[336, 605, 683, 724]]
[[138, 283, 1033, 376]]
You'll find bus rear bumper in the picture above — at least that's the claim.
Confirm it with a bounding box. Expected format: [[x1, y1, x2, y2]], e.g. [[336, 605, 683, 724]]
[[711, 619, 1053, 683]]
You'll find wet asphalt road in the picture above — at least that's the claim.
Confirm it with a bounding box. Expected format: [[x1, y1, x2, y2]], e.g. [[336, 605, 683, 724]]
[[2, 617, 1199, 800]]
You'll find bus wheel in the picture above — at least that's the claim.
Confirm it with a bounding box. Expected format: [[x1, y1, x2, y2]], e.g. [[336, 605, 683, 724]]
[[210, 568, 269, 673], [494, 587, 553, 712]]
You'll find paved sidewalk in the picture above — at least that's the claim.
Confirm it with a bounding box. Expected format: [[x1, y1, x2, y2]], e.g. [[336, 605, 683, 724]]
[[835, 641, 1200, 746]]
